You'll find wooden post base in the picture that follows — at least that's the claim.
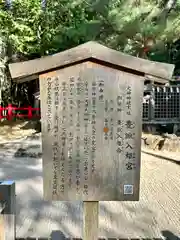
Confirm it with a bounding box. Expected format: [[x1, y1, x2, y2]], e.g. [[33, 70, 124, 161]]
[[83, 201, 99, 240]]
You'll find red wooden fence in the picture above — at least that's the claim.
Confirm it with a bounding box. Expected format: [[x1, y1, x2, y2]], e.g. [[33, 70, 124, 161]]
[[0, 104, 40, 120]]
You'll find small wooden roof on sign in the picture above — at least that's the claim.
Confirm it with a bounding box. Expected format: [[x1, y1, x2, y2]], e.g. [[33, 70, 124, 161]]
[[9, 41, 175, 83]]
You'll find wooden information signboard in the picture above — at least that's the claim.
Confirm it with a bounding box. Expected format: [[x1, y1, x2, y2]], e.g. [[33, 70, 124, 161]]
[[39, 62, 144, 201], [8, 41, 175, 240]]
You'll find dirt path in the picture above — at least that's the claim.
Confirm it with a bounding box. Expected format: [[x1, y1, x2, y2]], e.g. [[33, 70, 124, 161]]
[[0, 136, 179, 239]]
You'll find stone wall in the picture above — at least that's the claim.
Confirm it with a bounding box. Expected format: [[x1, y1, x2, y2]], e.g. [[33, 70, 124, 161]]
[[141, 133, 180, 152]]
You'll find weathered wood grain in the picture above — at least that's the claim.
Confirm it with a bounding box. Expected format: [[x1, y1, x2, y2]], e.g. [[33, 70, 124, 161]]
[[83, 201, 99, 240], [40, 61, 144, 201], [9, 41, 174, 82]]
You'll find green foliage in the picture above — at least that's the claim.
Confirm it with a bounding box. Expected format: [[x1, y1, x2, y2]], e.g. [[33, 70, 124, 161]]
[[1, 0, 180, 57], [0, 0, 42, 55], [1, 0, 180, 106]]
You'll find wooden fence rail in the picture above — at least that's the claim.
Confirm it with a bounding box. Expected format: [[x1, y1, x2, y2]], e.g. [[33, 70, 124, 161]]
[[0, 105, 40, 121]]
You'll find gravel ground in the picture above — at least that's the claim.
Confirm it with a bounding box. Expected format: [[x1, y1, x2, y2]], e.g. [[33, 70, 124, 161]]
[[0, 135, 179, 239]]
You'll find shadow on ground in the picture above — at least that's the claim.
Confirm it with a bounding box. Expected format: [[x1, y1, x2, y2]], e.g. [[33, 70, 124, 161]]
[[20, 120, 41, 133], [0, 136, 179, 238], [141, 150, 180, 166], [15, 230, 180, 240], [0, 147, 158, 238], [0, 119, 24, 127], [161, 230, 180, 240]]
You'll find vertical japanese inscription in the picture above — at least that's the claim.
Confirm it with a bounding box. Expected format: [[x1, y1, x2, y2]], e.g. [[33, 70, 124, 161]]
[[116, 95, 124, 156], [124, 85, 136, 171], [52, 77, 59, 196], [116, 119, 124, 154], [99, 80, 104, 101], [60, 81, 67, 194], [109, 118, 114, 140], [47, 78, 52, 132], [125, 120, 136, 170], [76, 77, 81, 193], [91, 81, 97, 174], [83, 81, 89, 195], [68, 77, 75, 188], [109, 100, 114, 140], [126, 86, 132, 116]]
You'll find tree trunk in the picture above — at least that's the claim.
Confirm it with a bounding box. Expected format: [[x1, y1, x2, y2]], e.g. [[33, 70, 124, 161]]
[[160, 0, 176, 24]]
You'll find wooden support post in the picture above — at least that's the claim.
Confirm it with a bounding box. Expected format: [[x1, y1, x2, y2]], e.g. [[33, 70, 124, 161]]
[[0, 181, 16, 240], [173, 124, 179, 135], [83, 201, 99, 240], [150, 85, 155, 122]]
